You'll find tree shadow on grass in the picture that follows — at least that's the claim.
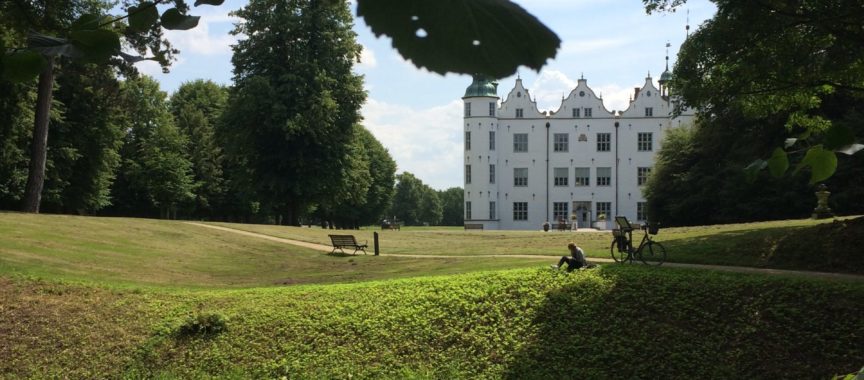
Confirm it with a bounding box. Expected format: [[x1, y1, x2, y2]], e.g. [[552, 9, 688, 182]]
[[660, 217, 864, 274], [502, 266, 864, 379]]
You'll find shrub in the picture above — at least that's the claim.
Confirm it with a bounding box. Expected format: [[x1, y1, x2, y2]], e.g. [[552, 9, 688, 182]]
[[176, 312, 228, 338]]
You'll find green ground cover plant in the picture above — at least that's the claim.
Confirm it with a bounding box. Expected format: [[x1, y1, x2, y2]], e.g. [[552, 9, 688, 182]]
[[1, 267, 861, 379]]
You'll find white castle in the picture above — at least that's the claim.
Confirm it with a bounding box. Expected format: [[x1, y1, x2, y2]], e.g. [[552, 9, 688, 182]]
[[462, 68, 695, 230]]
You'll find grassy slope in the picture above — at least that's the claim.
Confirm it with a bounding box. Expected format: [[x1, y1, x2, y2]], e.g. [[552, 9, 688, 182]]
[[2, 267, 862, 379], [0, 212, 546, 288], [213, 216, 864, 274]]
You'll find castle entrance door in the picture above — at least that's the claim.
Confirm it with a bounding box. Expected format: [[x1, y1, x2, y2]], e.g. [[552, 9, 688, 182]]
[[572, 201, 592, 229]]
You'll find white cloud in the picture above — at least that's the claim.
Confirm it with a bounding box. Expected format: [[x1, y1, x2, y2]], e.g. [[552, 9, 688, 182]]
[[362, 98, 463, 190], [357, 45, 377, 69], [164, 17, 238, 56]]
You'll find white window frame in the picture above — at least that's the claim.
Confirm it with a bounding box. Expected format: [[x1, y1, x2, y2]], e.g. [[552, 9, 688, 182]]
[[638, 167, 652, 186], [597, 167, 611, 186], [513, 202, 528, 221], [465, 131, 471, 151], [638, 132, 653, 152], [465, 164, 472, 184], [516, 108, 524, 118], [554, 167, 569, 187], [489, 164, 496, 184], [574, 167, 590, 187], [489, 131, 496, 151], [513, 133, 528, 152], [514, 168, 528, 187], [553, 133, 569, 152], [597, 133, 611, 152]]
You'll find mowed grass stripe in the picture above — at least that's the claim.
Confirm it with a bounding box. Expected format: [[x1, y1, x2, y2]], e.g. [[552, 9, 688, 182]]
[[0, 212, 549, 288]]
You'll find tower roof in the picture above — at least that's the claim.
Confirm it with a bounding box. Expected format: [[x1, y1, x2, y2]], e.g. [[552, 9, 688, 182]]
[[464, 74, 499, 98], [659, 69, 673, 83]]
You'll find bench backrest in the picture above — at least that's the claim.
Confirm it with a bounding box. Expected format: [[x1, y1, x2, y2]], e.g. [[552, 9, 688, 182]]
[[329, 234, 359, 246], [464, 223, 484, 230]]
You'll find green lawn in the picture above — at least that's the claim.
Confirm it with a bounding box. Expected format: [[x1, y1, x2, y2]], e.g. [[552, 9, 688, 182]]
[[210, 216, 864, 274], [2, 212, 863, 378], [0, 212, 547, 288]]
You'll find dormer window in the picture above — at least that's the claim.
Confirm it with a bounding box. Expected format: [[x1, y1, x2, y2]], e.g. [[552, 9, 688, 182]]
[[516, 108, 524, 118], [584, 108, 592, 118], [572, 108, 580, 118], [645, 107, 653, 117]]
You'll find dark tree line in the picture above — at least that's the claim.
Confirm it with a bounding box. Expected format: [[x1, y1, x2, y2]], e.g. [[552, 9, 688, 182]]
[[644, 0, 864, 226]]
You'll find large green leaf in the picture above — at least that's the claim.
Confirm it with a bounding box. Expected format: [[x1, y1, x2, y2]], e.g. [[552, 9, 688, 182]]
[[129, 2, 160, 32], [357, 0, 560, 77], [194, 0, 225, 6], [795, 145, 837, 184], [766, 147, 788, 178], [1, 50, 45, 82], [161, 8, 201, 30], [70, 29, 121, 63]]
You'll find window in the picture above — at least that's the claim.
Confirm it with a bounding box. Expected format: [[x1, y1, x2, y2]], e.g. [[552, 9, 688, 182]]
[[637, 202, 647, 221], [553, 133, 569, 152], [465, 165, 472, 184], [513, 133, 528, 152], [488, 102, 496, 116], [489, 201, 496, 220], [465, 131, 471, 151], [553, 202, 569, 222], [513, 202, 528, 221], [597, 202, 611, 220], [638, 167, 652, 186], [465, 103, 471, 117], [489, 164, 496, 184], [597, 167, 611, 186], [554, 167, 569, 186], [466, 201, 472, 220], [574, 167, 590, 186], [597, 133, 611, 152], [514, 168, 528, 187], [584, 108, 592, 117], [638, 132, 653, 151], [489, 131, 496, 150], [516, 108, 524, 118], [645, 107, 653, 117], [572, 108, 581, 118]]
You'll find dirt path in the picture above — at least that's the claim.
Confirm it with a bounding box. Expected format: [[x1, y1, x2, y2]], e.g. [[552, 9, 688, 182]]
[[186, 222, 864, 282]]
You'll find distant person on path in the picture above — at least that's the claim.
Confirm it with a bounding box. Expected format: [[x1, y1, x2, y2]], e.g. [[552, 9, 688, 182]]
[[552, 242, 588, 272]]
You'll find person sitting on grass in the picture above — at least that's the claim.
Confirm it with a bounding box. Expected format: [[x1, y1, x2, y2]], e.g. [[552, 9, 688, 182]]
[[552, 242, 588, 272]]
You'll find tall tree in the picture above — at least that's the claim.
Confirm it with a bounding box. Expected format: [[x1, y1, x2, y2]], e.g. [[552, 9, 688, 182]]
[[438, 187, 464, 226], [110, 76, 194, 218], [322, 125, 396, 228], [223, 0, 366, 224], [390, 172, 442, 226], [40, 61, 124, 214], [645, 0, 863, 182], [169, 80, 228, 218]]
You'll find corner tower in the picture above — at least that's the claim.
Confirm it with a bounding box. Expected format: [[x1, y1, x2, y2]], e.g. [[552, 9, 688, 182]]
[[463, 74, 500, 229]]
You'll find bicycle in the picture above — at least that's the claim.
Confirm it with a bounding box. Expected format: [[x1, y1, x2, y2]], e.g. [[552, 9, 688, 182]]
[[610, 219, 666, 266]]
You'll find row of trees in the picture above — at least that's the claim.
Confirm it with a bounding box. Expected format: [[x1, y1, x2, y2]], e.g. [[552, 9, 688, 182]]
[[388, 173, 464, 226], [1, 0, 470, 227]]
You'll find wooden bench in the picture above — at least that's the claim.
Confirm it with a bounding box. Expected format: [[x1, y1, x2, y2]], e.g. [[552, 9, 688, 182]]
[[464, 223, 484, 230], [328, 234, 368, 255]]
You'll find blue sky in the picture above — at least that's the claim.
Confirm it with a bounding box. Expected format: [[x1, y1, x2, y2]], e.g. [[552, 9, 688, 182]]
[[137, 0, 716, 190]]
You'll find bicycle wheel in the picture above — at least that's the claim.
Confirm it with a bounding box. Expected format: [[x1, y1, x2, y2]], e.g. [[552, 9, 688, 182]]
[[638, 241, 666, 266], [610, 240, 628, 263]]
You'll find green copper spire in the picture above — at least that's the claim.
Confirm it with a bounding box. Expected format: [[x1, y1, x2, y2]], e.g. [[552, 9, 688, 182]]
[[464, 74, 499, 98]]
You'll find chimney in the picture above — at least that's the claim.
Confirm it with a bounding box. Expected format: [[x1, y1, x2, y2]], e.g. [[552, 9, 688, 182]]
[[634, 87, 641, 99]]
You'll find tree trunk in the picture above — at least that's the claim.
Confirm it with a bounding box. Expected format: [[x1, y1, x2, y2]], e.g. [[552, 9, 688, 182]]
[[22, 56, 56, 213]]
